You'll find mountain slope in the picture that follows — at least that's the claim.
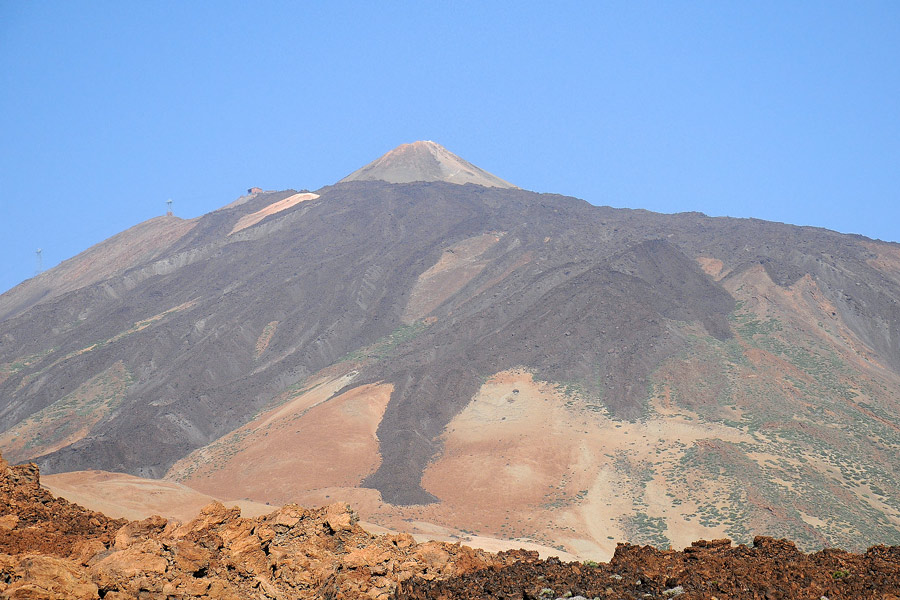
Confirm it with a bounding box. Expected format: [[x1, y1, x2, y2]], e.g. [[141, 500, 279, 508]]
[[1, 144, 900, 557], [0, 215, 197, 322]]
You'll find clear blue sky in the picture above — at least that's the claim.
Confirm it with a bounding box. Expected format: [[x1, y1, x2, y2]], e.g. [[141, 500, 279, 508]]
[[2, 1, 898, 294]]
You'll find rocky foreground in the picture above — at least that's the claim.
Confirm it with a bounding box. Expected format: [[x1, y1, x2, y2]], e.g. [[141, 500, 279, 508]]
[[0, 453, 502, 599], [1, 454, 899, 599], [396, 541, 900, 600]]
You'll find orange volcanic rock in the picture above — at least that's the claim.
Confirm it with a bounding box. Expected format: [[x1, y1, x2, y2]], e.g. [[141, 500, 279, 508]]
[[0, 554, 100, 600], [0, 453, 503, 599], [0, 454, 125, 559]]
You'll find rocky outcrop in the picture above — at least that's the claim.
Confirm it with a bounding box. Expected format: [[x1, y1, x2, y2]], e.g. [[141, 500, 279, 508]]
[[2, 452, 900, 599], [0, 453, 501, 599], [397, 538, 900, 600], [0, 453, 125, 559]]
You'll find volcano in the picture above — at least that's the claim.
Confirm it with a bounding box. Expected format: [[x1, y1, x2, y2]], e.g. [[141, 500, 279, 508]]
[[1, 142, 899, 559]]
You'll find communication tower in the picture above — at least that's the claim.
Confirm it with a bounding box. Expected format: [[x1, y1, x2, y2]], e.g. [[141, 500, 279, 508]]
[[35, 248, 43, 275], [166, 198, 173, 216]]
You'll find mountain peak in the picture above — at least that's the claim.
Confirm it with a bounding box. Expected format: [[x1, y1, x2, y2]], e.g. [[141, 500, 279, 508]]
[[339, 141, 517, 188]]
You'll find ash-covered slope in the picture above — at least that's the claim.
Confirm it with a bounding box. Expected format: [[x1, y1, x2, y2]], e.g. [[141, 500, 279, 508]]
[[2, 143, 900, 555], [0, 215, 197, 322], [0, 183, 737, 481]]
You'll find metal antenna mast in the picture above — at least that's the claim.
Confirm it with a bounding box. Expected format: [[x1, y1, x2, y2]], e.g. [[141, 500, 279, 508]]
[[166, 198, 173, 216], [35, 248, 43, 275]]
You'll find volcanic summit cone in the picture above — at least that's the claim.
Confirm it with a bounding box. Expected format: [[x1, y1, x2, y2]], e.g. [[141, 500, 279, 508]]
[[339, 141, 517, 188]]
